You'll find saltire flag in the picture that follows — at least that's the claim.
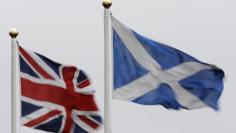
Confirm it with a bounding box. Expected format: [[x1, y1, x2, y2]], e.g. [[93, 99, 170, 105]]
[[112, 16, 225, 110], [19, 45, 102, 133]]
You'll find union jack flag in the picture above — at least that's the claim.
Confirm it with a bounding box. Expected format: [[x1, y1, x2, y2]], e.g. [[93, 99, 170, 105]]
[[19, 45, 102, 133]]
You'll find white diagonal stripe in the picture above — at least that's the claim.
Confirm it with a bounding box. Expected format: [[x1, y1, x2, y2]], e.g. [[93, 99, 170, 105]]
[[34, 113, 62, 129], [112, 17, 214, 109], [166, 62, 212, 80], [168, 83, 207, 109], [72, 110, 102, 126], [72, 116, 96, 133], [113, 73, 161, 101], [26, 50, 62, 81], [21, 96, 66, 133], [112, 16, 162, 72], [72, 110, 100, 133], [19, 52, 44, 79], [21, 108, 52, 125]]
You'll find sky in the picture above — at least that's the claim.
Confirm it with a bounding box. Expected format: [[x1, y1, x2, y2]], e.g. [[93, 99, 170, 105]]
[[0, 0, 236, 133]]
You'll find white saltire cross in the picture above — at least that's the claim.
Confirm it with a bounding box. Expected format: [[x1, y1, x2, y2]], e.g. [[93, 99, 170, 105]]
[[112, 17, 213, 109]]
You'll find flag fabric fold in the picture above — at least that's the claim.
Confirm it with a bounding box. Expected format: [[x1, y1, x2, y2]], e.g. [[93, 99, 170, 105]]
[[19, 45, 102, 133], [112, 16, 225, 110]]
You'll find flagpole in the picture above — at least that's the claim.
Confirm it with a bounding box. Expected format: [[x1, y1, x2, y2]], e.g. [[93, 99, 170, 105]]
[[9, 28, 21, 133], [103, 0, 113, 133]]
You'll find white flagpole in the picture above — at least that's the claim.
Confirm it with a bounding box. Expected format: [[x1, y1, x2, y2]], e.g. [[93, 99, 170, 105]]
[[103, 0, 113, 133], [9, 28, 21, 133]]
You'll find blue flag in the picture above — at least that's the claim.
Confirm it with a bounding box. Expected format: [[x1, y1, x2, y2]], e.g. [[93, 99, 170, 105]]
[[112, 16, 224, 110]]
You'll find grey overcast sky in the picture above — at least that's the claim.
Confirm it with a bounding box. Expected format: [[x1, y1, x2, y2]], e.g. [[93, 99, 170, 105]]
[[0, 0, 236, 133]]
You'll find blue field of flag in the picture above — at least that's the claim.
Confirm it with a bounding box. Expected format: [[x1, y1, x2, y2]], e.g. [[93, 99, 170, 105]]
[[112, 16, 225, 110]]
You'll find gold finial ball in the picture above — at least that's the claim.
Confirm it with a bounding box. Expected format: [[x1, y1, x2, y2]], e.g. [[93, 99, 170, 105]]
[[9, 27, 19, 38], [102, 0, 112, 9]]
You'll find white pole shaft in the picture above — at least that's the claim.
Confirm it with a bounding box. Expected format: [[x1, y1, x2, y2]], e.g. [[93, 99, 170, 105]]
[[104, 9, 113, 133], [11, 38, 21, 133]]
